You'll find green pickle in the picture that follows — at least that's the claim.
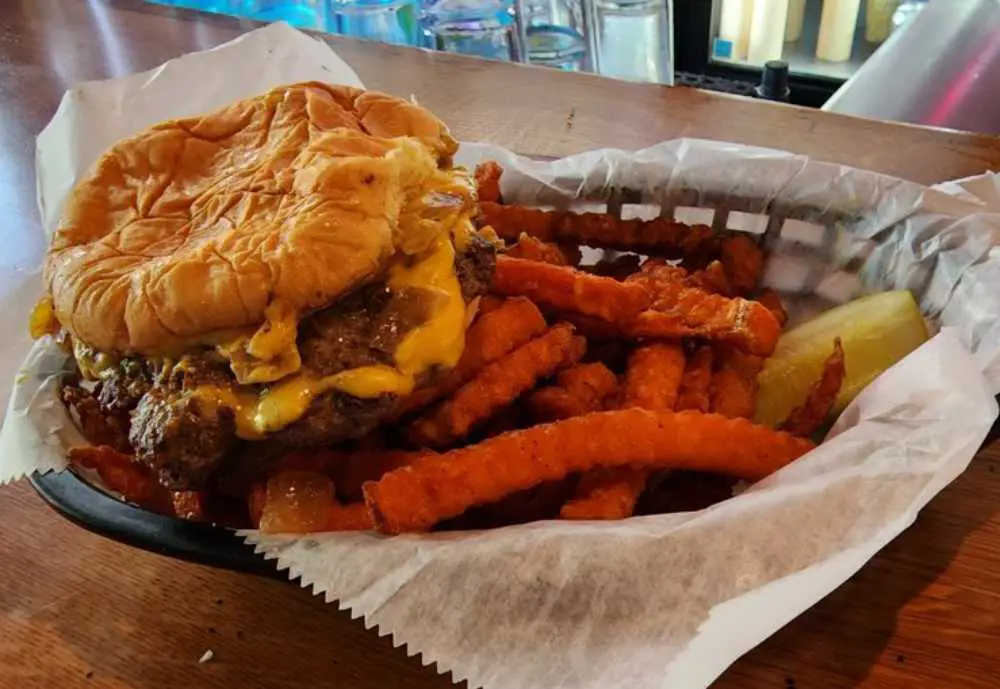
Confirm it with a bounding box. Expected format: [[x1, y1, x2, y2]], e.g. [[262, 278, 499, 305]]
[[754, 290, 931, 429]]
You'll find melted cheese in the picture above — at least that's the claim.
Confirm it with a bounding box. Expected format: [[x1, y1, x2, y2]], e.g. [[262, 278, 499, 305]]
[[217, 300, 302, 385], [29, 297, 60, 340], [388, 234, 467, 380], [191, 233, 468, 439], [393, 140, 475, 254]]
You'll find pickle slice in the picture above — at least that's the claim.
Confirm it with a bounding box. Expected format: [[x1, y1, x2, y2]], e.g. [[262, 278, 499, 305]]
[[754, 290, 931, 428]]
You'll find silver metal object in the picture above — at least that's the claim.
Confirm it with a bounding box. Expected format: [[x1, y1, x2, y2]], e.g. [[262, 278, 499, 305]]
[[824, 0, 1000, 135]]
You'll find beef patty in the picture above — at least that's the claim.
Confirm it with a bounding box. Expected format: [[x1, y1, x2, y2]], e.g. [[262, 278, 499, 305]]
[[86, 237, 496, 490]]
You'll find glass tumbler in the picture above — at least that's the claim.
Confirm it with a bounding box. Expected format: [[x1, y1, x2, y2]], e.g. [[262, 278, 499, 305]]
[[421, 0, 523, 62], [238, 0, 332, 30], [589, 0, 673, 84], [516, 0, 592, 71], [333, 0, 421, 46]]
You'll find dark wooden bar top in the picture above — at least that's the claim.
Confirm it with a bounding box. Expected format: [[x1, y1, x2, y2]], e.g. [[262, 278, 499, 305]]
[[3, 2, 1000, 688]]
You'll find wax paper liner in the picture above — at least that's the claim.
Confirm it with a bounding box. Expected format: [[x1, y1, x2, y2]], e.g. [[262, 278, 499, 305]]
[[3, 22, 1000, 689]]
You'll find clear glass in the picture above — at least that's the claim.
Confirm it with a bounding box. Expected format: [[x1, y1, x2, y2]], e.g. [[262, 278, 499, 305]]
[[590, 0, 673, 84], [517, 0, 592, 71], [333, 0, 420, 45], [238, 0, 332, 30], [421, 0, 522, 62], [709, 0, 925, 81]]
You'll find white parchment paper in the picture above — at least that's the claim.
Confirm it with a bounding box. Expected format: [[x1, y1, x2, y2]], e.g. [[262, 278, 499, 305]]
[[3, 22, 1000, 689]]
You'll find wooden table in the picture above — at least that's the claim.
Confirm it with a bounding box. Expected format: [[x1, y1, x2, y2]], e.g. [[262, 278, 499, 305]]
[[3, 2, 1000, 688]]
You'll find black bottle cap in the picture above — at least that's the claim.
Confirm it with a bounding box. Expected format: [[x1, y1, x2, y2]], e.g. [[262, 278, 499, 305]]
[[755, 60, 790, 101]]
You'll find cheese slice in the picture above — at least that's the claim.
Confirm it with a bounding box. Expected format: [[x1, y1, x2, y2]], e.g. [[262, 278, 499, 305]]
[[192, 232, 468, 439], [217, 300, 302, 385]]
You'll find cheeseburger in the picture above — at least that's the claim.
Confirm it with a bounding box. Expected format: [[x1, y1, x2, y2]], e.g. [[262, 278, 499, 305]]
[[32, 83, 496, 490]]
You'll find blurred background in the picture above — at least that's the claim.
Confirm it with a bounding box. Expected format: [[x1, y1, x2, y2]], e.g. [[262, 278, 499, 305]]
[[144, 0, 1000, 132]]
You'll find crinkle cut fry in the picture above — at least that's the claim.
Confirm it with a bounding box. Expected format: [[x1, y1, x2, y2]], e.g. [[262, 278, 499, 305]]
[[69, 445, 174, 514], [780, 338, 846, 437], [710, 346, 764, 419], [625, 262, 780, 356], [720, 234, 765, 296], [756, 287, 788, 327], [561, 342, 686, 520], [505, 233, 577, 266], [493, 256, 651, 325], [391, 296, 547, 419], [626, 290, 781, 357], [324, 502, 373, 531], [621, 342, 686, 411], [408, 323, 585, 447], [560, 467, 650, 520], [686, 260, 732, 297], [637, 260, 765, 419], [475, 161, 503, 203], [478, 201, 722, 255], [365, 409, 815, 533], [527, 361, 618, 422], [676, 345, 714, 412]]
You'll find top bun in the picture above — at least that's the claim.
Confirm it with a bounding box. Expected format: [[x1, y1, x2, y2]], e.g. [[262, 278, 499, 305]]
[[45, 82, 460, 354]]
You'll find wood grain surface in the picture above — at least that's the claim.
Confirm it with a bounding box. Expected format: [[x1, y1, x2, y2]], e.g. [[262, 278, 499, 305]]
[[3, 2, 1000, 688]]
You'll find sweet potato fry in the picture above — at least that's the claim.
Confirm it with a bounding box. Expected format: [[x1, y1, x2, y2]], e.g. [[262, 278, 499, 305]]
[[625, 291, 781, 357], [633, 259, 732, 300], [391, 296, 547, 419], [364, 409, 815, 533], [475, 161, 503, 203], [625, 262, 780, 355], [475, 294, 506, 316], [493, 256, 651, 325], [564, 342, 685, 520], [675, 345, 714, 412], [478, 202, 722, 256], [408, 323, 585, 447], [686, 260, 733, 297], [69, 445, 170, 510], [559, 468, 649, 520], [621, 342, 686, 411], [710, 345, 765, 419], [756, 287, 788, 327], [460, 297, 549, 373], [505, 233, 577, 266], [527, 362, 618, 422], [720, 234, 765, 296], [324, 502, 373, 531], [780, 338, 846, 437]]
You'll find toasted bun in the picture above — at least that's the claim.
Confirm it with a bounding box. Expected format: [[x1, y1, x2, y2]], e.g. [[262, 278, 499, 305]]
[[45, 82, 460, 354]]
